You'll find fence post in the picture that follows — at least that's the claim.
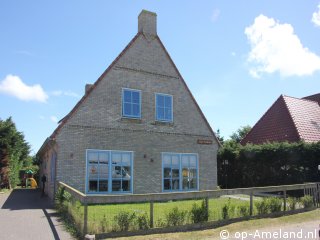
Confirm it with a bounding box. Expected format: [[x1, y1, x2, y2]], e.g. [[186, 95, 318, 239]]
[[249, 192, 253, 216], [83, 201, 88, 236], [150, 201, 154, 228], [283, 190, 286, 211]]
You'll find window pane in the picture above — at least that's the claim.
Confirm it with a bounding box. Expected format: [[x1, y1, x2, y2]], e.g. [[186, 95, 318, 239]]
[[89, 180, 98, 192], [157, 107, 164, 120], [165, 108, 172, 121], [99, 180, 108, 192], [88, 152, 98, 164], [112, 180, 122, 191], [190, 155, 197, 167], [99, 152, 108, 163], [88, 164, 98, 179], [164, 179, 171, 190], [124, 90, 131, 102], [172, 155, 179, 166], [122, 166, 131, 178], [122, 153, 131, 165], [181, 156, 189, 167], [164, 96, 172, 108], [123, 103, 131, 116], [172, 169, 179, 178], [99, 164, 108, 178], [190, 178, 197, 189], [190, 168, 197, 178], [172, 179, 179, 190], [157, 95, 164, 107], [132, 91, 140, 104], [112, 166, 122, 178], [182, 178, 189, 190], [164, 168, 171, 178], [182, 168, 189, 177], [132, 104, 140, 116], [163, 155, 171, 165], [122, 180, 130, 191], [112, 153, 121, 164]]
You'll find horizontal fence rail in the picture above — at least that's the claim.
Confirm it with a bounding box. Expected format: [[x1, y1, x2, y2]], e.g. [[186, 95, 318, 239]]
[[58, 182, 318, 204]]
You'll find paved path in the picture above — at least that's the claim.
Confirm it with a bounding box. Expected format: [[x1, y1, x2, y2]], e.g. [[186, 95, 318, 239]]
[[0, 189, 74, 240]]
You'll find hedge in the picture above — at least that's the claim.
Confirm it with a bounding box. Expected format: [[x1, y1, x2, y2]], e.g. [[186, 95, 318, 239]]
[[218, 141, 320, 188]]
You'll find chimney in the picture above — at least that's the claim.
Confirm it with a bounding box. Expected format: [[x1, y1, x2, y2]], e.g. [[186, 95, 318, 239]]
[[85, 84, 93, 94], [138, 10, 157, 36]]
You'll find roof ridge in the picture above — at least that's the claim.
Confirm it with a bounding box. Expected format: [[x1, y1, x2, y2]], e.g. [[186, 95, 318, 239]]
[[51, 32, 142, 138]]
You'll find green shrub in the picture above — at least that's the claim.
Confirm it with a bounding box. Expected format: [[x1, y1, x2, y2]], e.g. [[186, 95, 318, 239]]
[[190, 200, 208, 223], [135, 213, 150, 230], [222, 199, 232, 220], [114, 211, 136, 231], [287, 197, 298, 210], [165, 207, 187, 227], [255, 198, 269, 215], [237, 205, 250, 217], [54, 186, 71, 209], [100, 214, 108, 233], [267, 197, 282, 213], [300, 195, 314, 208]]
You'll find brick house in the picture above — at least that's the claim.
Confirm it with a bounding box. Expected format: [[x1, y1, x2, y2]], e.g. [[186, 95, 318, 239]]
[[241, 94, 320, 145], [37, 10, 219, 199]]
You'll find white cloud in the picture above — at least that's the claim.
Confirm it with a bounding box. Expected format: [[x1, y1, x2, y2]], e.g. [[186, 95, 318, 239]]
[[211, 8, 220, 22], [50, 116, 58, 123], [0, 74, 48, 102], [245, 14, 320, 78], [312, 4, 320, 27], [51, 90, 80, 98]]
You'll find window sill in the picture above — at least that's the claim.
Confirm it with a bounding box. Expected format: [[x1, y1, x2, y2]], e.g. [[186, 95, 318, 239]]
[[151, 121, 174, 127], [120, 118, 142, 124]]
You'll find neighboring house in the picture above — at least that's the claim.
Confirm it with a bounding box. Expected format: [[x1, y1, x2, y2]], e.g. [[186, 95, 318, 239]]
[[37, 10, 219, 199], [241, 94, 320, 145]]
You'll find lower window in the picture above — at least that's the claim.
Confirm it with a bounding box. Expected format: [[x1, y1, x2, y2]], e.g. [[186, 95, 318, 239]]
[[87, 150, 133, 193], [162, 153, 198, 191]]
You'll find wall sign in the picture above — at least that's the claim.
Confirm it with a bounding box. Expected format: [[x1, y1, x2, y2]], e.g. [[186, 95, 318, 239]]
[[197, 139, 213, 145]]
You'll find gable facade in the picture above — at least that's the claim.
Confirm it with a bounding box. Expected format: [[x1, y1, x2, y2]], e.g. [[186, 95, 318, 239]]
[[38, 10, 219, 198]]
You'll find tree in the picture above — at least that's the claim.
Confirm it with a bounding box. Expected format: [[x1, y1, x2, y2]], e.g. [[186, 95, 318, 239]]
[[215, 129, 224, 145], [230, 125, 252, 143], [0, 117, 30, 188]]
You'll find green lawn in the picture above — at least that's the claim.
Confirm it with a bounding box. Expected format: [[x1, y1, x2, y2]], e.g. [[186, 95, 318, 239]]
[[113, 209, 320, 240], [74, 197, 254, 233]]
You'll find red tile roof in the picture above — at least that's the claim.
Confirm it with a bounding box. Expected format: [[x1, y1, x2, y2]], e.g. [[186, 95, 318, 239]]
[[241, 94, 320, 145], [303, 93, 320, 106]]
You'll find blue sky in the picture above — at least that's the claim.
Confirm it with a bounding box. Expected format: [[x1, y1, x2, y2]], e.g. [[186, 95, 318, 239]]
[[1, 1, 320, 153]]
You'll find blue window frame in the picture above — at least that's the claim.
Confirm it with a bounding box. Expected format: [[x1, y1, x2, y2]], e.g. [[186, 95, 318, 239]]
[[122, 89, 141, 118], [156, 94, 173, 122], [162, 153, 198, 192], [86, 150, 133, 194]]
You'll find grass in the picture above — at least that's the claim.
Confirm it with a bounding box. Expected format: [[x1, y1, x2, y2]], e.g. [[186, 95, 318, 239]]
[[80, 197, 255, 233], [112, 208, 320, 240]]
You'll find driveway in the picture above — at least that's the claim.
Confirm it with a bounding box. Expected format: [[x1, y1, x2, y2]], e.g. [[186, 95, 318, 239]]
[[0, 189, 74, 240]]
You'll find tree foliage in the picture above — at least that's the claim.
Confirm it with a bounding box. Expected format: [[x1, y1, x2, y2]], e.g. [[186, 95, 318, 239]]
[[0, 117, 31, 188], [218, 141, 320, 188], [229, 125, 252, 143]]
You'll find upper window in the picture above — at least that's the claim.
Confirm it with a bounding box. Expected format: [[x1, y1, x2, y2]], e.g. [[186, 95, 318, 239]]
[[156, 94, 173, 122], [86, 150, 133, 194], [122, 89, 141, 118]]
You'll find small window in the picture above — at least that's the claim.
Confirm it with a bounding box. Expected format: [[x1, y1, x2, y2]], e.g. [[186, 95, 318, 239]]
[[122, 89, 141, 118], [156, 94, 173, 122]]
